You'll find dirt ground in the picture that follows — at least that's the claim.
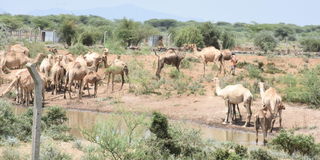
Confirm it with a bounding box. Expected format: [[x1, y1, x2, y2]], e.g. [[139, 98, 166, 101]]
[[1, 54, 320, 142]]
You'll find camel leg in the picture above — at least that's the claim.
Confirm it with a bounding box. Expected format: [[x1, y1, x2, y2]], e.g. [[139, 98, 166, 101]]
[[111, 74, 115, 92], [223, 99, 230, 124], [232, 104, 236, 121], [79, 80, 83, 100], [94, 81, 97, 98], [203, 62, 206, 76], [263, 123, 268, 145], [120, 73, 125, 91], [87, 83, 91, 96], [107, 74, 111, 92], [243, 102, 252, 127], [237, 104, 242, 120], [255, 118, 259, 144], [279, 110, 282, 128]]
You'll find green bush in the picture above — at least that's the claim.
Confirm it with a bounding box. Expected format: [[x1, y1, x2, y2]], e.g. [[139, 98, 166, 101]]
[[300, 38, 320, 52], [264, 63, 284, 74], [237, 61, 249, 69], [68, 43, 89, 55], [42, 106, 68, 127], [40, 144, 72, 160], [254, 31, 278, 53], [1, 147, 21, 160], [0, 101, 18, 140], [22, 41, 48, 58], [271, 130, 320, 157], [200, 22, 221, 49], [249, 148, 276, 160], [58, 20, 77, 46], [221, 32, 236, 49], [246, 64, 263, 80], [174, 26, 204, 48]]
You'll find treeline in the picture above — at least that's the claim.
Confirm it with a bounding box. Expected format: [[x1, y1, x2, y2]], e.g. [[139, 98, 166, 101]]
[[1, 14, 320, 52]]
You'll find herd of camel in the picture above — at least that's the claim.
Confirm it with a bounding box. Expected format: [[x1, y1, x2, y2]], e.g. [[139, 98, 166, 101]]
[[0, 43, 286, 145]]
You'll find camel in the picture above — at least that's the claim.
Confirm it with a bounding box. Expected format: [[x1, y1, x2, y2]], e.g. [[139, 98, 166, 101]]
[[51, 55, 65, 95], [1, 52, 45, 70], [83, 50, 108, 72], [9, 44, 29, 57], [192, 45, 225, 76], [83, 71, 105, 97], [154, 49, 185, 79], [40, 54, 54, 77], [254, 106, 273, 145], [214, 77, 253, 127], [1, 68, 47, 106], [105, 56, 129, 92], [259, 82, 285, 132], [64, 55, 88, 99]]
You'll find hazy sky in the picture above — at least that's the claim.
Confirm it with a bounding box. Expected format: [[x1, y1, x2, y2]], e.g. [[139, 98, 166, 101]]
[[1, 0, 319, 25]]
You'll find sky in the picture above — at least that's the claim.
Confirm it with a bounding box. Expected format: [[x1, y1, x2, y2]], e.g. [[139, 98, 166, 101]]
[[1, 0, 319, 26]]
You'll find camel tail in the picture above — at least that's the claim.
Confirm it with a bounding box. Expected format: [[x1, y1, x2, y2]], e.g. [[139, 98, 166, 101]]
[[123, 65, 129, 76]]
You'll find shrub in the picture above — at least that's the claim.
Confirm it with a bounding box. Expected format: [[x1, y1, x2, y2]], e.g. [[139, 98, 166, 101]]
[[68, 43, 89, 55], [300, 38, 320, 52], [264, 63, 284, 74], [58, 20, 77, 46], [23, 41, 48, 58], [221, 32, 236, 49], [174, 26, 204, 48], [271, 130, 320, 157], [249, 148, 276, 160], [254, 31, 278, 54], [0, 100, 17, 140], [200, 22, 221, 49], [213, 148, 230, 160], [40, 144, 72, 160], [1, 147, 21, 160], [42, 106, 68, 127], [234, 144, 248, 158], [246, 64, 263, 80]]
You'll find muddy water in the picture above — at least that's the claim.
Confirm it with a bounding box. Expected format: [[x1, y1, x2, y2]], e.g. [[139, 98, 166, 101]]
[[13, 107, 262, 146]]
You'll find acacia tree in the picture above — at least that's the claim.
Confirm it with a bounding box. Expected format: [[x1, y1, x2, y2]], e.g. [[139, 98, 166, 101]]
[[58, 21, 77, 46], [254, 31, 278, 54], [173, 26, 204, 48], [199, 22, 221, 49]]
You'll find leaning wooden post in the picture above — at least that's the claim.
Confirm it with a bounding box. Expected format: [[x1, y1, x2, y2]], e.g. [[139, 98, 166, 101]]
[[26, 62, 43, 160]]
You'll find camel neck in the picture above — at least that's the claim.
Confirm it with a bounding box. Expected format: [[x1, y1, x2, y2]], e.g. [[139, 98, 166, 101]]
[[259, 84, 265, 97], [215, 81, 222, 96]]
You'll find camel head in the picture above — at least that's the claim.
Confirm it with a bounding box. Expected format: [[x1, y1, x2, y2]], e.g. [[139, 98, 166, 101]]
[[258, 82, 265, 89], [103, 48, 109, 55], [278, 102, 285, 110]]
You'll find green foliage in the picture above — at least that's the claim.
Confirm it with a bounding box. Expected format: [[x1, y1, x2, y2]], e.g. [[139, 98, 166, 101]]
[[116, 18, 157, 47], [68, 43, 89, 55], [42, 106, 68, 127], [300, 38, 320, 52], [246, 64, 263, 80], [174, 26, 204, 48], [200, 22, 221, 48], [40, 143, 72, 160], [271, 130, 320, 157], [249, 148, 276, 160], [145, 19, 177, 31], [23, 41, 48, 58], [264, 63, 284, 74], [0, 101, 17, 140], [1, 147, 21, 160], [254, 31, 278, 53], [150, 112, 170, 139], [274, 26, 295, 41], [221, 32, 236, 49], [59, 20, 77, 46]]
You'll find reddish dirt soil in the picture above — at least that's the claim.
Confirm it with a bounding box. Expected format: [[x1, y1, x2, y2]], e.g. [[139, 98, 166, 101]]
[[1, 54, 320, 141]]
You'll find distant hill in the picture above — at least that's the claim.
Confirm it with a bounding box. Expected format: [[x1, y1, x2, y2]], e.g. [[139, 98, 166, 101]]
[[27, 4, 199, 22]]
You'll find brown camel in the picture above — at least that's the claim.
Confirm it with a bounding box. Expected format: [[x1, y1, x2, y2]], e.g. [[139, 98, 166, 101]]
[[9, 44, 29, 57], [192, 45, 225, 76], [259, 82, 285, 132], [254, 106, 273, 145], [106, 56, 129, 92], [154, 49, 185, 79], [1, 52, 45, 70], [64, 55, 88, 99], [51, 55, 65, 95], [83, 71, 105, 97]]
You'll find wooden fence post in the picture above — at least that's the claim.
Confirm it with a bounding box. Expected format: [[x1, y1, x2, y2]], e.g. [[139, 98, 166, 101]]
[[26, 63, 43, 160]]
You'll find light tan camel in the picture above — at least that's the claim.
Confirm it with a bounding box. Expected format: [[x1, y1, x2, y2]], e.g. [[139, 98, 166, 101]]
[[40, 54, 54, 77], [84, 50, 108, 72], [9, 44, 29, 57], [214, 77, 253, 127], [106, 56, 129, 92], [64, 55, 88, 99], [2, 52, 45, 70], [192, 45, 224, 76], [259, 82, 285, 132], [83, 71, 105, 97], [254, 106, 273, 145], [51, 55, 65, 95]]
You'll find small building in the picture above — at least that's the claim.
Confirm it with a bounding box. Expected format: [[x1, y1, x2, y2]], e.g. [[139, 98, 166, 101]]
[[40, 30, 59, 43]]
